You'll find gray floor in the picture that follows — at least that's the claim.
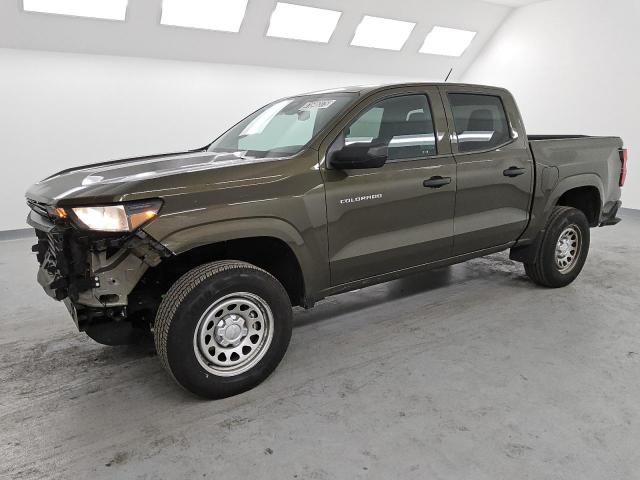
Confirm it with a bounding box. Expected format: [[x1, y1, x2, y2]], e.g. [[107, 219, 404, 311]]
[[2, 211, 639, 480]]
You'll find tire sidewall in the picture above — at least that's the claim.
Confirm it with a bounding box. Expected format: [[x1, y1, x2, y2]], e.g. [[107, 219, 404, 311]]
[[164, 267, 292, 399], [540, 208, 590, 286]]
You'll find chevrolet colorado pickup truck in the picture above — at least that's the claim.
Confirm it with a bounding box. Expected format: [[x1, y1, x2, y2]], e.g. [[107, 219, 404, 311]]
[[26, 83, 627, 399]]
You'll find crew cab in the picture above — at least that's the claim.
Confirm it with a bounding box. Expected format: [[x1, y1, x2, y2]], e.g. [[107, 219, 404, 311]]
[[26, 83, 626, 398]]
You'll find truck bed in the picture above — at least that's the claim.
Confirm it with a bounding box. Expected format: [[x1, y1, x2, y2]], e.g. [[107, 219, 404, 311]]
[[528, 135, 590, 141], [528, 134, 623, 225]]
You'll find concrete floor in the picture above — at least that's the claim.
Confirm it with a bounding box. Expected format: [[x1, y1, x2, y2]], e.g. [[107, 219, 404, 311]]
[[2, 211, 639, 480]]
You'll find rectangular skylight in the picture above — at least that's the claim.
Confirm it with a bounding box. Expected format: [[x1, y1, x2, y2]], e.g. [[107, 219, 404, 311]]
[[161, 0, 248, 32], [267, 2, 342, 43], [351, 16, 416, 51], [419, 26, 477, 57], [23, 0, 129, 20]]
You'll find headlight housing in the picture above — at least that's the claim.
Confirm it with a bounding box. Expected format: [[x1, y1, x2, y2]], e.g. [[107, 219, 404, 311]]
[[68, 200, 163, 232]]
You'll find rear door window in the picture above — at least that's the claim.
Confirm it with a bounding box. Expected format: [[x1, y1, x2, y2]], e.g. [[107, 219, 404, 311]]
[[448, 94, 511, 153]]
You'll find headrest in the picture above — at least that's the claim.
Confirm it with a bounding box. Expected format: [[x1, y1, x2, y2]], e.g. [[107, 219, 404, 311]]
[[467, 109, 494, 132], [407, 111, 428, 123]]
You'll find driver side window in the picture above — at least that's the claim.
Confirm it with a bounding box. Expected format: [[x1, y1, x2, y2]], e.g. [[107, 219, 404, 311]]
[[345, 94, 437, 161]]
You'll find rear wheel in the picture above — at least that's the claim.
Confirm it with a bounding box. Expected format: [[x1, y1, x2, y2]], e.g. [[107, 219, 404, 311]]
[[524, 206, 590, 288], [154, 260, 292, 399]]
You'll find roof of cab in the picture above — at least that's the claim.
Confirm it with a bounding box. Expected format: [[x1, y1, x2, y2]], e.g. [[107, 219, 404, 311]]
[[302, 82, 508, 97]]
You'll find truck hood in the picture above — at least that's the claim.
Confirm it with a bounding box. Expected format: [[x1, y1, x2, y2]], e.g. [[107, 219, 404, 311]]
[[25, 149, 282, 206]]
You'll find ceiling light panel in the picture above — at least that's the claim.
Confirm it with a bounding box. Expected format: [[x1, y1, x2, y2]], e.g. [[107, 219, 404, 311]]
[[161, 0, 248, 32], [22, 0, 129, 20], [419, 26, 477, 57], [351, 16, 416, 51], [267, 2, 342, 43]]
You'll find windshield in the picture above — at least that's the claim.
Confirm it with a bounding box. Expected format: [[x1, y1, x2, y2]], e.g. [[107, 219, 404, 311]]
[[207, 92, 358, 158]]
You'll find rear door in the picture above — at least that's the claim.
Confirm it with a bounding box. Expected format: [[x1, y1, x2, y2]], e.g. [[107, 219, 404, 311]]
[[440, 86, 534, 255], [321, 86, 456, 286]]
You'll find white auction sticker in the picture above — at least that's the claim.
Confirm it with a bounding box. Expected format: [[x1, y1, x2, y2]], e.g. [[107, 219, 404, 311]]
[[299, 99, 336, 111]]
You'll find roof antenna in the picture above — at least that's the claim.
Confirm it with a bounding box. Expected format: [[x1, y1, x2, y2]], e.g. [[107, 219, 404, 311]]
[[444, 68, 453, 82]]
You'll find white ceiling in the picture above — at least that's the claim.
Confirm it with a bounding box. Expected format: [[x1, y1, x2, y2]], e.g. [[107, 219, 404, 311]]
[[0, 0, 539, 80], [482, 0, 549, 5]]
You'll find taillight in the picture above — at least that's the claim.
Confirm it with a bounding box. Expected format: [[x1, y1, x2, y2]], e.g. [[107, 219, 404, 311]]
[[619, 148, 628, 187]]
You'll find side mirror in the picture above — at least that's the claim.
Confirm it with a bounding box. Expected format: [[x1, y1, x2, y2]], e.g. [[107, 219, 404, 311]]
[[330, 141, 388, 170]]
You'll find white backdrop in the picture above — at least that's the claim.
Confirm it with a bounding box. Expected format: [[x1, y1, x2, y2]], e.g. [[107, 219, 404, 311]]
[[4, 0, 638, 233], [0, 48, 414, 231], [462, 0, 639, 209]]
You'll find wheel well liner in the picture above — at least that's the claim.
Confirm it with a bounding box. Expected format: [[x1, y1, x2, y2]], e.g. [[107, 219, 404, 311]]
[[556, 186, 601, 226]]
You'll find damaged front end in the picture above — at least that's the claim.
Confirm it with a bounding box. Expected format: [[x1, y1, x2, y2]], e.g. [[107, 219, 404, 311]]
[[27, 199, 172, 344]]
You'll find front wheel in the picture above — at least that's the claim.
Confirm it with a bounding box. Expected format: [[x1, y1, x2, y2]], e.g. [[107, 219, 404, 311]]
[[524, 206, 590, 288], [154, 261, 293, 399]]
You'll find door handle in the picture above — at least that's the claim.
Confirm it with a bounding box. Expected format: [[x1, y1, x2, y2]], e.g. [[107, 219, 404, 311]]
[[423, 176, 452, 188], [503, 166, 526, 177]]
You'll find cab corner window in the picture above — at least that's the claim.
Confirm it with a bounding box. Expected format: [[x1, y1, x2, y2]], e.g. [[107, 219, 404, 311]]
[[448, 93, 511, 153], [345, 94, 437, 161]]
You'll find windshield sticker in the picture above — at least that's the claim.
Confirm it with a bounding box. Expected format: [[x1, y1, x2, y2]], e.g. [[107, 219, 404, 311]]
[[299, 99, 336, 111]]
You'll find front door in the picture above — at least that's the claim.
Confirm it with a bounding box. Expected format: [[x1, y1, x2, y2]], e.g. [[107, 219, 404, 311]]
[[440, 87, 534, 255], [321, 88, 456, 286]]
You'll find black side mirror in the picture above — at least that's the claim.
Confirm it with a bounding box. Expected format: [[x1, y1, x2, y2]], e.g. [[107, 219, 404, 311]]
[[330, 141, 388, 170]]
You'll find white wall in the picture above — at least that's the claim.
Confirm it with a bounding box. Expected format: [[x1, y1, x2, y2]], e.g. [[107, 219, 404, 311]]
[[461, 0, 639, 209], [0, 48, 416, 231]]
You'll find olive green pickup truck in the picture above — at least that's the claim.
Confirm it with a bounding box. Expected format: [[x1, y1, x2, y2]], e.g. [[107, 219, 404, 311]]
[[26, 83, 627, 398]]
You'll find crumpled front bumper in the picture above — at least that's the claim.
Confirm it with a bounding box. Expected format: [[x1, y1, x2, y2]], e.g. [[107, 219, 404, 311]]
[[27, 208, 171, 330]]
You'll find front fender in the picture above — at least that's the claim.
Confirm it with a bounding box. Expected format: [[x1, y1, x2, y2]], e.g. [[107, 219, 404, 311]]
[[144, 216, 326, 300], [157, 217, 305, 254]]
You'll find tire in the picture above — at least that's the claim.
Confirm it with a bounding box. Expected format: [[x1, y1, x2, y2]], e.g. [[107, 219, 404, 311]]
[[154, 260, 293, 399], [524, 206, 590, 288]]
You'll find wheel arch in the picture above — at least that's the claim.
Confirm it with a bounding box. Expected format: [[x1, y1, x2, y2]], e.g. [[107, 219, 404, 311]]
[[512, 175, 603, 264], [545, 174, 604, 227], [139, 218, 317, 308]]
